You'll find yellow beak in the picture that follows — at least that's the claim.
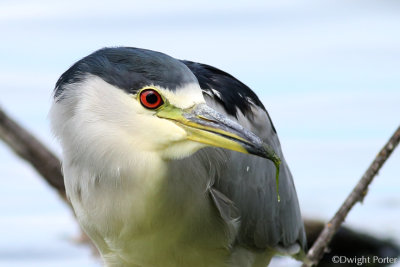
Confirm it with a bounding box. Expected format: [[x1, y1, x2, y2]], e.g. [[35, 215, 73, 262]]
[[157, 103, 282, 201], [156, 103, 281, 167]]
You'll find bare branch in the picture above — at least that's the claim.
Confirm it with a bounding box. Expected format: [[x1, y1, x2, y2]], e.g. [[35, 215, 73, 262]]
[[0, 106, 97, 248], [302, 125, 400, 267], [0, 106, 66, 200]]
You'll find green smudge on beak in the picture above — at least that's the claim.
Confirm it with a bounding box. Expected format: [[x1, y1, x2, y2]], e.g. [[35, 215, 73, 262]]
[[158, 103, 282, 202]]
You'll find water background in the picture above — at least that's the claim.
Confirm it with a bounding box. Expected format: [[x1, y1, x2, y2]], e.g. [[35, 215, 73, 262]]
[[1, 1, 399, 266]]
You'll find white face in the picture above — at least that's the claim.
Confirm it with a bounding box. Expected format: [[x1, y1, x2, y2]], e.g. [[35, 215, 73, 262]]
[[50, 75, 207, 165]]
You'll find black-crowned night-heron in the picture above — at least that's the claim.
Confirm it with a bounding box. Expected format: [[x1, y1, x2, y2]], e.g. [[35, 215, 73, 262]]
[[50, 47, 306, 267]]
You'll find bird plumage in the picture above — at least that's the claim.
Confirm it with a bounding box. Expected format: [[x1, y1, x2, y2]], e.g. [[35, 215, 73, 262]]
[[50, 47, 306, 267], [183, 61, 306, 251]]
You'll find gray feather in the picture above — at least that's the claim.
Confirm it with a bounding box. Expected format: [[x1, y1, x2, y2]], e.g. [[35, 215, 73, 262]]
[[204, 96, 307, 252]]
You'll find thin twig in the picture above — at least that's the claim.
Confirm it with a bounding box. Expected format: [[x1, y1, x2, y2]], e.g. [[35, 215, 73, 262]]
[[0, 106, 66, 200], [302, 125, 400, 267]]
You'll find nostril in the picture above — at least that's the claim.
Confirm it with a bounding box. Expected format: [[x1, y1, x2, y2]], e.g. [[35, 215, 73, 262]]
[[196, 115, 218, 124]]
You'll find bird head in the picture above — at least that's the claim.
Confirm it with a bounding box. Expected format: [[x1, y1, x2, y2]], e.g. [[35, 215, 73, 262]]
[[51, 47, 280, 169]]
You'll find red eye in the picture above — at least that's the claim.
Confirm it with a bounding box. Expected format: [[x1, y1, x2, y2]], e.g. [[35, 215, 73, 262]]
[[140, 89, 164, 109]]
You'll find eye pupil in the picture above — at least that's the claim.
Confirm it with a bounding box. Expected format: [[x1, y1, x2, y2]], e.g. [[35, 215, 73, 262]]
[[146, 92, 158, 104], [140, 89, 164, 109]]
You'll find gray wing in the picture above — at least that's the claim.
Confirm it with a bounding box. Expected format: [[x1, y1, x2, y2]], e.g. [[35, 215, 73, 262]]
[[182, 60, 307, 252]]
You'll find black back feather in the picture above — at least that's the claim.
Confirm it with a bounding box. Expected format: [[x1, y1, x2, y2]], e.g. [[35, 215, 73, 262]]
[[182, 60, 276, 133]]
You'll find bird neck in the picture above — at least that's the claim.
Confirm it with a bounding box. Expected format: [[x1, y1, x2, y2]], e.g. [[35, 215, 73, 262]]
[[63, 146, 231, 266]]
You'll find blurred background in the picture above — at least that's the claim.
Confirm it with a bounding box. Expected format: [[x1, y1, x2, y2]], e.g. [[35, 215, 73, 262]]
[[0, 0, 399, 266]]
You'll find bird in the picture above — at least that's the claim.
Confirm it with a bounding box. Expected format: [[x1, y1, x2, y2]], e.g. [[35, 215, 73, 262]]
[[50, 47, 306, 267]]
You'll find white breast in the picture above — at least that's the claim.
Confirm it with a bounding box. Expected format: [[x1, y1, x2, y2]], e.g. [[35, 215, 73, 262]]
[[63, 150, 233, 267]]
